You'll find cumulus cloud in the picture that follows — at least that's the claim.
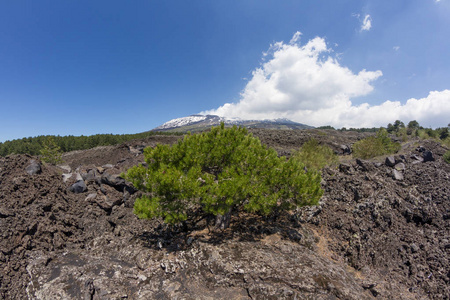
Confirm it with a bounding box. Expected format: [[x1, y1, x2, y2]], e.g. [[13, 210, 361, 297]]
[[203, 32, 450, 128], [361, 14, 372, 31]]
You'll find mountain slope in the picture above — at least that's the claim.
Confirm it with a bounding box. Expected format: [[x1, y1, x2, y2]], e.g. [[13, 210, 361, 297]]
[[152, 114, 313, 132]]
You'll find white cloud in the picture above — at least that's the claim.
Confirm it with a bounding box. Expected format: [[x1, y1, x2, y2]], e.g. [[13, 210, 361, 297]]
[[203, 33, 450, 128], [361, 14, 372, 31], [393, 46, 400, 51]]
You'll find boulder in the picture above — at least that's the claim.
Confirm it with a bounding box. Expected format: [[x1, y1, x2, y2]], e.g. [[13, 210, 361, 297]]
[[26, 160, 42, 175], [340, 144, 351, 155], [58, 165, 72, 173], [356, 159, 372, 172], [62, 173, 73, 183], [416, 146, 426, 152], [422, 150, 434, 162], [394, 163, 406, 171], [85, 193, 97, 202], [393, 169, 404, 181], [81, 169, 97, 182], [69, 180, 87, 194], [385, 156, 396, 167], [101, 173, 126, 189], [410, 154, 424, 163]]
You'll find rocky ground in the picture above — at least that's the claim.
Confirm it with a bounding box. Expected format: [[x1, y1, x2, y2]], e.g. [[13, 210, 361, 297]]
[[0, 130, 449, 299]]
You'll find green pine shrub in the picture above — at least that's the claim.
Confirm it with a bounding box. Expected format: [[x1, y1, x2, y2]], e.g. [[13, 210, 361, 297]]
[[444, 150, 450, 164], [40, 137, 63, 165], [352, 128, 401, 159], [125, 123, 323, 227], [293, 138, 337, 171]]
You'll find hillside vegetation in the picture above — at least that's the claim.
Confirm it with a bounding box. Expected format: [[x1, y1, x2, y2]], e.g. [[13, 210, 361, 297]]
[[0, 131, 182, 157]]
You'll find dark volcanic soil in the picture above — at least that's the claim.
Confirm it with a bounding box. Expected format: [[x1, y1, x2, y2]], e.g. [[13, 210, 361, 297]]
[[0, 131, 449, 299]]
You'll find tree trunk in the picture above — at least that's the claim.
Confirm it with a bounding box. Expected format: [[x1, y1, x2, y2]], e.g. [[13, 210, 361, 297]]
[[214, 210, 231, 230]]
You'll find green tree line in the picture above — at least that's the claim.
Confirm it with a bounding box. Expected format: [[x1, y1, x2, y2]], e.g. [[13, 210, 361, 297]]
[[0, 131, 182, 157]]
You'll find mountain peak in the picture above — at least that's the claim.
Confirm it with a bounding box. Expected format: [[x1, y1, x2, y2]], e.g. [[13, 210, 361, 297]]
[[153, 115, 313, 132]]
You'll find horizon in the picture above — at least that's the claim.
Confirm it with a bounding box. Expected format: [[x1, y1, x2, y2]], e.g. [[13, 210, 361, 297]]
[[1, 1, 449, 142]]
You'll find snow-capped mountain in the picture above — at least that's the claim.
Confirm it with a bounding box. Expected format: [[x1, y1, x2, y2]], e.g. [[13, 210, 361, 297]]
[[152, 115, 313, 132]]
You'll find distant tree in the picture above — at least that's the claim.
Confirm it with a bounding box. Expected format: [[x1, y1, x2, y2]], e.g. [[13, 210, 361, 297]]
[[439, 127, 449, 140], [407, 120, 420, 130], [386, 123, 395, 133], [394, 120, 405, 129], [317, 125, 335, 130], [40, 137, 63, 165], [0, 131, 182, 157], [125, 123, 323, 229]]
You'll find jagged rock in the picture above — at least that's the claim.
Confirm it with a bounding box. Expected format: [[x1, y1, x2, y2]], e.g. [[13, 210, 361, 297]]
[[85, 193, 97, 201], [69, 180, 87, 193], [339, 163, 353, 174], [411, 243, 419, 253], [58, 165, 72, 173], [101, 173, 126, 188], [416, 146, 426, 152], [356, 159, 372, 171], [385, 156, 396, 167], [128, 145, 145, 155], [422, 150, 434, 162], [25, 160, 41, 175], [393, 169, 404, 181], [75, 173, 83, 181], [0, 206, 15, 218], [81, 169, 97, 182], [340, 144, 352, 155], [62, 173, 73, 182], [94, 194, 123, 211], [101, 172, 136, 195], [410, 154, 424, 163], [396, 155, 406, 162], [394, 163, 406, 171]]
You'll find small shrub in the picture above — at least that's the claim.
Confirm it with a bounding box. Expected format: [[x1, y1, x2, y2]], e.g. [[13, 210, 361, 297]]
[[444, 150, 450, 164], [441, 137, 450, 148], [396, 127, 408, 142], [416, 129, 429, 140], [293, 139, 337, 170], [352, 129, 400, 159], [40, 137, 63, 165]]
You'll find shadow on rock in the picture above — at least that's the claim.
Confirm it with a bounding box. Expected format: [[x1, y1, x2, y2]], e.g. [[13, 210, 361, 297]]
[[135, 211, 317, 252]]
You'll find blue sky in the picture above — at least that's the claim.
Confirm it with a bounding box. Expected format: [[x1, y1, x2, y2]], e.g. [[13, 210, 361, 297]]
[[1, 0, 449, 142]]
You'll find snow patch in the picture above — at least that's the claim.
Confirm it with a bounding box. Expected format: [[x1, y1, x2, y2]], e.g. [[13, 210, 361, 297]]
[[156, 115, 208, 129]]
